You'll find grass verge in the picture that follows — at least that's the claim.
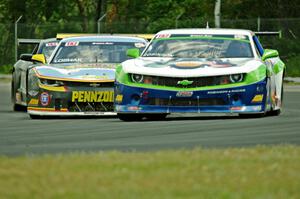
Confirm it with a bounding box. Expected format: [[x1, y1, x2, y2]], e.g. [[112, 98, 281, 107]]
[[0, 145, 299, 199], [286, 55, 300, 77], [0, 65, 12, 74]]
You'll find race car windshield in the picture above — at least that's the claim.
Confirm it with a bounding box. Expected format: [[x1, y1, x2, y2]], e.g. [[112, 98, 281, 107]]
[[40, 42, 59, 60], [143, 36, 253, 59], [51, 41, 145, 64]]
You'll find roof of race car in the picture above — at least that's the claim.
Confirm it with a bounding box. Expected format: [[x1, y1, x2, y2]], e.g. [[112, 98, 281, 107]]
[[60, 36, 148, 43], [41, 38, 58, 43], [156, 28, 254, 36]]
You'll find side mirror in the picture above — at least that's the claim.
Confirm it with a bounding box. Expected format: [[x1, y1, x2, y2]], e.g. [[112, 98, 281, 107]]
[[32, 54, 46, 64], [126, 48, 140, 58], [20, 54, 33, 61], [262, 49, 279, 61]]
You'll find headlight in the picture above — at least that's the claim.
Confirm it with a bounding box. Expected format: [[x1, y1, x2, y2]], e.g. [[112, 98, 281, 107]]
[[230, 74, 244, 83], [40, 79, 65, 86], [28, 69, 39, 96], [131, 74, 143, 83]]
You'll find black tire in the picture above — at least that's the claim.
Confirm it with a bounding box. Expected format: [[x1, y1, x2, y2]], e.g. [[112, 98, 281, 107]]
[[117, 113, 144, 121], [145, 114, 168, 121], [267, 109, 281, 116], [13, 103, 25, 112], [11, 79, 26, 112]]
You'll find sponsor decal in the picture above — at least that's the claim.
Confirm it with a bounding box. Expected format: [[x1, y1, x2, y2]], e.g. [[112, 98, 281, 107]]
[[55, 58, 82, 63], [230, 106, 244, 111], [234, 35, 247, 40], [40, 92, 50, 106], [92, 42, 113, 45], [191, 34, 212, 37], [171, 60, 236, 69], [115, 94, 123, 103], [176, 91, 193, 97], [207, 89, 246, 94], [65, 41, 79, 46], [177, 80, 193, 86], [156, 34, 171, 38], [72, 91, 114, 102], [175, 62, 202, 69], [81, 75, 109, 80], [251, 94, 264, 103], [134, 42, 146, 48], [46, 42, 58, 47], [63, 64, 115, 69], [28, 98, 39, 105], [127, 106, 141, 111]]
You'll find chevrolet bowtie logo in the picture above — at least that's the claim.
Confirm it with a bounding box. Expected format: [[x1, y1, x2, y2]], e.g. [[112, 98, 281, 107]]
[[90, 83, 101, 87], [177, 80, 193, 86]]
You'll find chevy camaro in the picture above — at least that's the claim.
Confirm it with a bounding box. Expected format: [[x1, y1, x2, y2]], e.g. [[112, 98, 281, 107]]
[[27, 36, 148, 118], [115, 29, 285, 121]]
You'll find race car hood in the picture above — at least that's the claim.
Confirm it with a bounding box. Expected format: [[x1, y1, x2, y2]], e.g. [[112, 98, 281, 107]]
[[121, 57, 264, 77], [33, 63, 116, 81]]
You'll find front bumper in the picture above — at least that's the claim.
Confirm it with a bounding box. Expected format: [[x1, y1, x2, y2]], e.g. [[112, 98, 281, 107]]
[[115, 79, 267, 114], [27, 84, 115, 116]]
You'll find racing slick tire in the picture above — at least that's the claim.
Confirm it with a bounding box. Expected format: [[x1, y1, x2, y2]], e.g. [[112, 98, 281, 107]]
[[117, 113, 144, 122]]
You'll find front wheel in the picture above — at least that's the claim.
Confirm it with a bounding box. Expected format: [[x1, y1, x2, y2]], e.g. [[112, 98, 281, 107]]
[[117, 113, 144, 122], [11, 80, 26, 112]]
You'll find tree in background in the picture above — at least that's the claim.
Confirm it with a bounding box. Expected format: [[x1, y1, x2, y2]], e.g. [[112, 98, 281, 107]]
[[0, 0, 300, 75]]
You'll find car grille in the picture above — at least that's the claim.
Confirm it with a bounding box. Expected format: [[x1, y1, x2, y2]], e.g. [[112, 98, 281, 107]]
[[68, 102, 114, 112], [64, 81, 114, 88], [40, 79, 114, 88], [135, 74, 234, 88], [148, 98, 226, 106]]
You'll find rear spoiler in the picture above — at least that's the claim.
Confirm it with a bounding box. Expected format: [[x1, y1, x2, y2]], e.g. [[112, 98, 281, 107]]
[[56, 33, 98, 40], [254, 31, 282, 38], [56, 33, 154, 41], [18, 38, 41, 45]]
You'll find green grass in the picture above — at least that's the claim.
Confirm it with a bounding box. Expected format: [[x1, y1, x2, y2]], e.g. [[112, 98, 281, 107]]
[[0, 145, 299, 199], [285, 55, 300, 77], [0, 65, 12, 74]]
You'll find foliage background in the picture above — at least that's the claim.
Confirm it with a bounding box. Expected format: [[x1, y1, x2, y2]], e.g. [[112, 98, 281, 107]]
[[0, 0, 300, 76]]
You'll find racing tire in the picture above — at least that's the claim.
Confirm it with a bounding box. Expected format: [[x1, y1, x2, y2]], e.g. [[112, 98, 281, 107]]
[[145, 114, 168, 121], [13, 104, 25, 112], [268, 109, 281, 116], [117, 113, 144, 122], [11, 80, 26, 112]]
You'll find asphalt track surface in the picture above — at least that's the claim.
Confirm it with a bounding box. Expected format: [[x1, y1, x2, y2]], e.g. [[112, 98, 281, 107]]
[[0, 81, 300, 156]]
